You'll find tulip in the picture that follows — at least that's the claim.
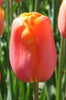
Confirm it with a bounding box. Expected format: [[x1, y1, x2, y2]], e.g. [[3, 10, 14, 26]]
[[0, 7, 4, 36], [58, 0, 66, 38], [9, 12, 57, 82], [0, 0, 3, 6], [14, 0, 21, 2]]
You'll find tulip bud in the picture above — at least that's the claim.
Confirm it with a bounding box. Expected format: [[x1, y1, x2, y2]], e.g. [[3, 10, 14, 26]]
[[9, 12, 57, 82], [14, 0, 22, 2], [0, 0, 3, 6], [58, 0, 66, 38], [0, 7, 4, 36]]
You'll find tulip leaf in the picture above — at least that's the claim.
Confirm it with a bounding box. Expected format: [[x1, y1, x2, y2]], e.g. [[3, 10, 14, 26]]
[[19, 82, 27, 100], [45, 82, 56, 100], [26, 83, 33, 100], [7, 69, 12, 100], [40, 84, 46, 100]]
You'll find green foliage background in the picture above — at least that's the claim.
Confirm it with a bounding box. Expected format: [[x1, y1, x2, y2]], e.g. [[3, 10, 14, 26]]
[[0, 0, 66, 100]]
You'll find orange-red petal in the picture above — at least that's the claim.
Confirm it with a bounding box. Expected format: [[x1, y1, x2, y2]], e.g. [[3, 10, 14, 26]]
[[58, 0, 66, 38], [0, 7, 4, 36], [0, 0, 3, 6]]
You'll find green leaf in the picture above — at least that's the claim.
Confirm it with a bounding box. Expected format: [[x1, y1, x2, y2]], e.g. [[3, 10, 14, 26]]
[[26, 83, 33, 100], [40, 84, 46, 100]]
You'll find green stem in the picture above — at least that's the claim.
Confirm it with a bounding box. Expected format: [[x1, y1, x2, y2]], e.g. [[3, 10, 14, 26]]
[[33, 82, 39, 100], [55, 66, 58, 100], [0, 38, 1, 62], [18, 2, 21, 15], [58, 36, 64, 100], [7, 69, 12, 100], [29, 0, 32, 12], [34, 0, 40, 12], [6, 0, 10, 44], [10, 0, 13, 23], [65, 76, 66, 100], [37, 0, 40, 12], [6, 0, 9, 33], [64, 39, 66, 100]]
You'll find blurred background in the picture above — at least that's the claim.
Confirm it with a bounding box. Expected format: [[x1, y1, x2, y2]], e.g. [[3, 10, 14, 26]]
[[0, 0, 66, 100]]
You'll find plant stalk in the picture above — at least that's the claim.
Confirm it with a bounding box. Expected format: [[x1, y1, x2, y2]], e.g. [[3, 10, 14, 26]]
[[10, 0, 13, 23], [6, 0, 10, 34], [65, 75, 66, 100], [64, 39, 66, 100], [29, 0, 32, 12], [34, 0, 40, 12], [18, 2, 21, 15], [33, 82, 39, 100], [55, 66, 58, 100], [58, 36, 64, 100]]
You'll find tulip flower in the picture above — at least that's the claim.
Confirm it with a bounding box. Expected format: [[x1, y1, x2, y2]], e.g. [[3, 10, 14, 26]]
[[0, 0, 3, 6], [14, 0, 21, 2], [0, 7, 4, 36], [9, 12, 57, 82], [58, 0, 66, 38]]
